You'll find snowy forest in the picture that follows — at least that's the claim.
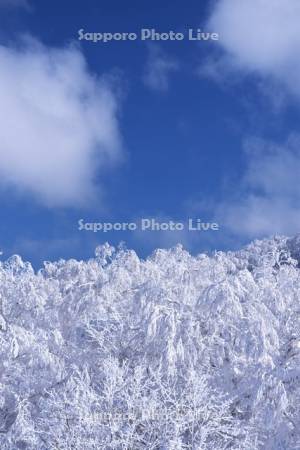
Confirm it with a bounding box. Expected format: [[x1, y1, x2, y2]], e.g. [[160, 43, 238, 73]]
[[0, 235, 300, 449]]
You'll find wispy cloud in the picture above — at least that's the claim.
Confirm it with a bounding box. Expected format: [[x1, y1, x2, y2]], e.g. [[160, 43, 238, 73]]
[[217, 135, 300, 237], [143, 45, 179, 92], [0, 37, 123, 208], [199, 0, 300, 240], [205, 0, 300, 98]]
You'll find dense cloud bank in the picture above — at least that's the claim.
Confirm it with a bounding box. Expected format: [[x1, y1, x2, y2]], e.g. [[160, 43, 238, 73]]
[[0, 236, 300, 449]]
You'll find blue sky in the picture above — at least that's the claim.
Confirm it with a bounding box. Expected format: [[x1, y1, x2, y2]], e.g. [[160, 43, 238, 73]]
[[0, 0, 300, 267]]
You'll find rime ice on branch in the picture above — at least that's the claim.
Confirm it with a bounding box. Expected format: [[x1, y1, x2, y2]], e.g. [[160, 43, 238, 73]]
[[0, 236, 299, 448]]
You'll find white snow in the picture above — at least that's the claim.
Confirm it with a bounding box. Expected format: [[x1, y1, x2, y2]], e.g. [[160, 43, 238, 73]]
[[0, 236, 299, 449]]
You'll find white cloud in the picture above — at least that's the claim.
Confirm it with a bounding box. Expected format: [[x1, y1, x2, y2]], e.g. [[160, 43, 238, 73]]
[[207, 0, 300, 96], [0, 37, 123, 207], [143, 45, 178, 92], [204, 1, 300, 238], [218, 135, 300, 237]]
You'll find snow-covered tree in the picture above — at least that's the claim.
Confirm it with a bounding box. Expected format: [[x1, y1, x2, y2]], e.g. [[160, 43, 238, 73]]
[[0, 236, 299, 448]]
